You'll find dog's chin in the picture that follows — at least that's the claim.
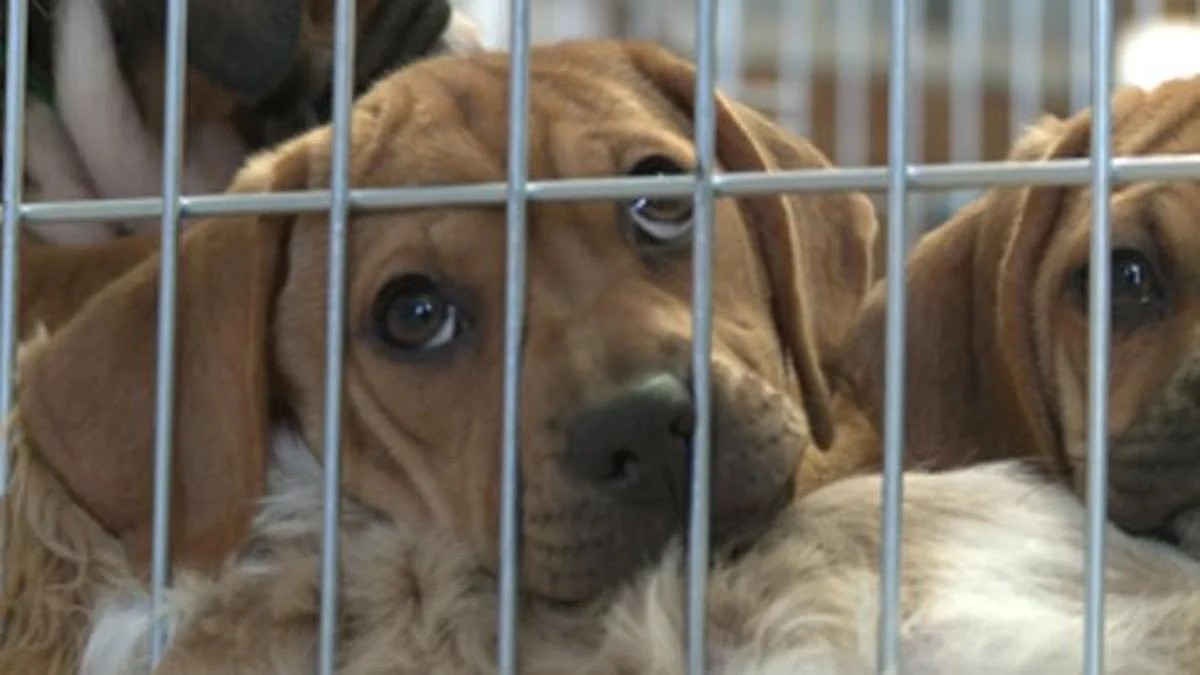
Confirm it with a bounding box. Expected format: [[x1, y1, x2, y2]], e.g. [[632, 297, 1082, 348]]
[[522, 477, 795, 605], [709, 479, 795, 563]]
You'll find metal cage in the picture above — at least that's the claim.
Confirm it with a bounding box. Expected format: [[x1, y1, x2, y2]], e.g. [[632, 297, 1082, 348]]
[[3, 1, 1199, 673]]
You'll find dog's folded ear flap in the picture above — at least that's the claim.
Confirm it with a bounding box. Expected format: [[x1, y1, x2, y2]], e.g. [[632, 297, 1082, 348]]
[[837, 111, 1095, 469], [15, 139, 310, 573], [623, 42, 879, 449], [721, 101, 879, 371]]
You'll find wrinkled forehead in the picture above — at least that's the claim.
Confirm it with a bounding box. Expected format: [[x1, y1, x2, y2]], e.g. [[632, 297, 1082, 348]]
[[1111, 78, 1200, 157], [321, 50, 695, 191], [1045, 179, 1200, 282]]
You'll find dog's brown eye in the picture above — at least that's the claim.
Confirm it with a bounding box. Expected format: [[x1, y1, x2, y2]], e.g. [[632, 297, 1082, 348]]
[[372, 274, 466, 354], [626, 155, 693, 248], [1069, 248, 1168, 328]]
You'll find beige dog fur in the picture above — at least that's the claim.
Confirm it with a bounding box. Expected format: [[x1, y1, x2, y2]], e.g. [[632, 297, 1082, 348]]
[[0, 40, 877, 673], [152, 450, 1200, 674]]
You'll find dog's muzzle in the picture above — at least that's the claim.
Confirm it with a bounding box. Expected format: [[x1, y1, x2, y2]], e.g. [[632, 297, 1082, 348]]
[[564, 373, 695, 506], [534, 369, 797, 600]]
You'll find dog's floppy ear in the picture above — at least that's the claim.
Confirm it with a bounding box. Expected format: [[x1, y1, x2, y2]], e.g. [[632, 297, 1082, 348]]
[[725, 101, 879, 371], [625, 42, 878, 449], [15, 138, 310, 573], [837, 111, 1096, 469]]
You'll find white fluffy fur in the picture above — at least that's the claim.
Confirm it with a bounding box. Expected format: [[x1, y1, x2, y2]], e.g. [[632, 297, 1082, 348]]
[[88, 430, 1200, 674], [77, 430, 318, 675]]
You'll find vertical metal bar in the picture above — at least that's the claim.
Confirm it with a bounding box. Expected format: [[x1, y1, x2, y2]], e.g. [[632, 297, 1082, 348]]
[[1083, 1, 1114, 672], [907, 0, 927, 240], [836, 0, 870, 166], [316, 0, 357, 670], [686, 0, 718, 672], [497, 0, 532, 671], [950, 0, 984, 165], [716, 0, 744, 101], [1010, 0, 1044, 142], [1071, 0, 1091, 113], [0, 0, 30, 498], [878, 0, 911, 671], [777, 0, 815, 136], [148, 0, 189, 663]]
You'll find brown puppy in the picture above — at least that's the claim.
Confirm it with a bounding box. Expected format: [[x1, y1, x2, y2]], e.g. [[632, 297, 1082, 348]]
[[839, 74, 1200, 546], [1, 40, 876, 672]]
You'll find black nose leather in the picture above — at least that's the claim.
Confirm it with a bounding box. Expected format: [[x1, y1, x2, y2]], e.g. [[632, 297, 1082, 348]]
[[564, 373, 695, 502]]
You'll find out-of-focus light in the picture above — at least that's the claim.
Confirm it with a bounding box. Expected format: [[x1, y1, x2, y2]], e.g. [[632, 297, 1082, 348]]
[[1118, 19, 1200, 90]]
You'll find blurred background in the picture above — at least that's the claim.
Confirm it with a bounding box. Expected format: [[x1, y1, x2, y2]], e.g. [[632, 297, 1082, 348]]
[[454, 0, 1200, 253]]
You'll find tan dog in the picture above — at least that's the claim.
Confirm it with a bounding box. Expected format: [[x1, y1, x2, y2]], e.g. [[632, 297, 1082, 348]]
[[838, 74, 1200, 549], [1, 40, 877, 673]]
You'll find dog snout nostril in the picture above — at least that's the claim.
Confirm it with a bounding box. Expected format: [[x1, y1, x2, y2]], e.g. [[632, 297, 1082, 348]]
[[608, 449, 641, 485], [564, 373, 693, 497]]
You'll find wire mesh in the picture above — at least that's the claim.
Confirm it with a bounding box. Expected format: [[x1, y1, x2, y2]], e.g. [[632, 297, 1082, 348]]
[[315, 0, 358, 670], [3, 0, 1196, 672], [1083, 0, 1116, 671], [497, 0, 532, 671], [686, 0, 718, 671], [147, 0, 189, 663], [0, 0, 27, 500]]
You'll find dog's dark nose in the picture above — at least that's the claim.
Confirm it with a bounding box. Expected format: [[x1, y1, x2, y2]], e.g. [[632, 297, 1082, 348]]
[[564, 373, 695, 501]]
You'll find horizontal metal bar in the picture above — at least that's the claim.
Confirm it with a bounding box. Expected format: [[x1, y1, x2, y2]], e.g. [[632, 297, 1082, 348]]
[[12, 153, 1200, 225]]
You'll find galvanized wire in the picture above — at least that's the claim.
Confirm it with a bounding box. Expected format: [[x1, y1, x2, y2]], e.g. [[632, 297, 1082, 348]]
[[1083, 0, 1115, 672], [148, 0, 189, 663], [878, 0, 911, 672], [0, 0, 29, 499], [316, 0, 358, 671], [2, 5, 1195, 672], [686, 0, 718, 671], [16, 153, 1200, 227], [907, 0, 927, 240], [497, 0, 533, 671]]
